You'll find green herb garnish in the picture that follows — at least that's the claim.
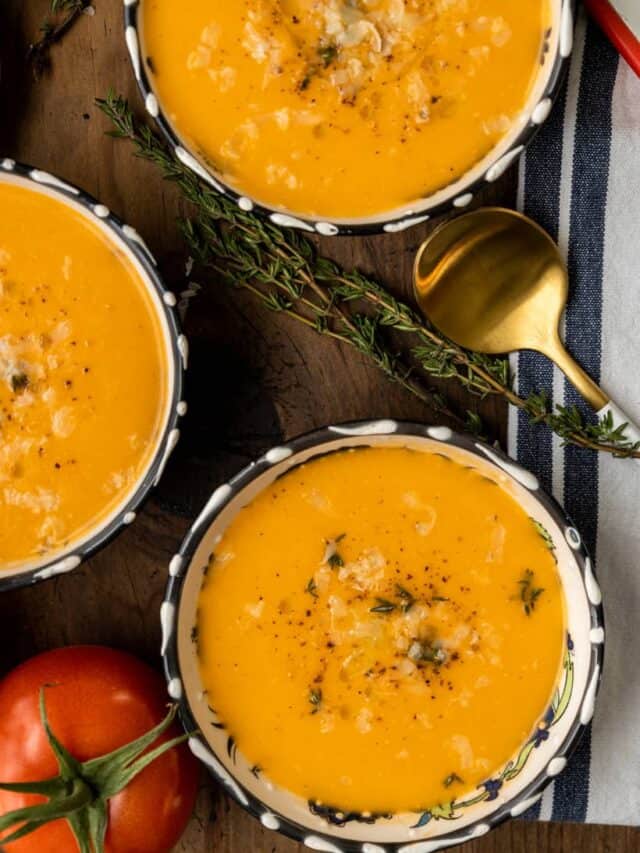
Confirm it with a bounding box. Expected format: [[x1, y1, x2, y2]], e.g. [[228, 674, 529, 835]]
[[517, 569, 544, 616], [318, 43, 338, 68], [309, 688, 322, 714], [370, 598, 397, 614], [305, 577, 319, 599], [443, 773, 464, 788], [326, 533, 346, 568], [10, 373, 29, 393], [395, 584, 416, 613], [531, 518, 556, 555], [408, 640, 447, 665]]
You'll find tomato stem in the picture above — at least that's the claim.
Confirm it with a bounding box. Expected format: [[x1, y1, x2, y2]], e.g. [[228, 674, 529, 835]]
[[0, 687, 191, 853]]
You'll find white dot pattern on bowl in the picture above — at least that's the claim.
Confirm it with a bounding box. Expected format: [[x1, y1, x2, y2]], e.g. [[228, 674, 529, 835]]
[[30, 169, 80, 195], [475, 444, 539, 490], [177, 334, 189, 370], [427, 426, 453, 442], [580, 664, 601, 725], [315, 222, 340, 236], [485, 146, 525, 182], [304, 837, 343, 853], [329, 420, 398, 436], [510, 793, 543, 817], [270, 213, 315, 233], [167, 677, 183, 699], [453, 192, 474, 208], [33, 554, 82, 581], [153, 428, 181, 487], [145, 92, 159, 117], [383, 214, 430, 233], [160, 600, 175, 656], [565, 527, 581, 549], [169, 554, 184, 577], [532, 97, 553, 125], [265, 446, 293, 464], [188, 737, 250, 805], [560, 0, 574, 57], [547, 757, 567, 777], [398, 822, 490, 852], [584, 557, 602, 606], [260, 813, 280, 830]]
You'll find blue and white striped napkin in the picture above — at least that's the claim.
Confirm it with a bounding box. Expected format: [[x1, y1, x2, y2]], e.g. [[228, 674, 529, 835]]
[[508, 9, 640, 825]]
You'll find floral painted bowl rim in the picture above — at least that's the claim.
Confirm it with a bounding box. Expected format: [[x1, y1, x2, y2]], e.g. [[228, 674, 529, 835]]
[[0, 158, 187, 591], [124, 0, 575, 237], [161, 419, 604, 852]]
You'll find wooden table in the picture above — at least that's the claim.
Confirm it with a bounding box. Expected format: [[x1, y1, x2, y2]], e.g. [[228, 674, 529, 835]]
[[0, 3, 637, 852]]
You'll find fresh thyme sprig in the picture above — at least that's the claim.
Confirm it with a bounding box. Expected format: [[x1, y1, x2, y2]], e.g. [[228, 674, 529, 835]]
[[28, 0, 92, 79], [97, 92, 640, 460]]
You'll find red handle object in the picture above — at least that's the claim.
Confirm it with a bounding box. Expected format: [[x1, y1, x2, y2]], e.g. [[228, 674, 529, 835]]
[[583, 0, 640, 76]]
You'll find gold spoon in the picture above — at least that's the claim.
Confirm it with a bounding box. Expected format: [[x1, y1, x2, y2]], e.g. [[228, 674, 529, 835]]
[[414, 207, 639, 440]]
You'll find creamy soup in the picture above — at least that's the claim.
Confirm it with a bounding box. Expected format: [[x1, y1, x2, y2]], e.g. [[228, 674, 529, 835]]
[[143, 0, 549, 219], [197, 446, 565, 813], [0, 181, 168, 568]]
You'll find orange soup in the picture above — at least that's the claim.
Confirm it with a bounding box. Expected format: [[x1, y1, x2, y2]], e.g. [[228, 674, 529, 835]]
[[143, 0, 549, 218], [197, 446, 565, 813], [0, 181, 168, 568]]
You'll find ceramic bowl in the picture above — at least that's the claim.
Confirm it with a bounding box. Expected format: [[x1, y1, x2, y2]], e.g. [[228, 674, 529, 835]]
[[161, 419, 603, 852], [0, 159, 186, 590], [125, 0, 574, 236]]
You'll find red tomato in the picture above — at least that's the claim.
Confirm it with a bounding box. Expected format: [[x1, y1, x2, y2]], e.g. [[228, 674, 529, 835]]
[[0, 646, 199, 853]]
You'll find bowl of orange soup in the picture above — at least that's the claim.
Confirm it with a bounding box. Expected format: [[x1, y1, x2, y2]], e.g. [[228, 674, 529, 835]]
[[126, 0, 573, 234], [161, 420, 602, 850], [0, 160, 186, 588]]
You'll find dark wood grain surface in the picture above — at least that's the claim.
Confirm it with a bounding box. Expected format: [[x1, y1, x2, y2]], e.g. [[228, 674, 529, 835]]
[[0, 3, 637, 852]]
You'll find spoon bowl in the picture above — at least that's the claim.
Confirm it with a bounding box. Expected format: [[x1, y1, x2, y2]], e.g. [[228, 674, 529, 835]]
[[414, 208, 568, 355]]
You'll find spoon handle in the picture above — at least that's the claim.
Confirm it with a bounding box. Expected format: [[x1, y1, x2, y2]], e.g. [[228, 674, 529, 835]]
[[546, 337, 608, 410], [545, 337, 640, 446]]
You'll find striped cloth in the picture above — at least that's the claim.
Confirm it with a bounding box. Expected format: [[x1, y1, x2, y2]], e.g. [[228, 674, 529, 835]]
[[508, 9, 640, 825]]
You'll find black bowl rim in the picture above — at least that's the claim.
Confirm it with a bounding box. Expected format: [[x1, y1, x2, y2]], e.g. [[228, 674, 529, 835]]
[[0, 158, 186, 591], [162, 420, 604, 853], [125, 0, 576, 236]]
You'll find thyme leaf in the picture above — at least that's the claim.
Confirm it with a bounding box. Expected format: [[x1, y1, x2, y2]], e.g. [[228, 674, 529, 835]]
[[318, 43, 338, 68], [309, 688, 322, 714], [10, 373, 29, 393], [325, 533, 346, 569], [408, 640, 447, 665], [395, 584, 416, 612], [370, 598, 397, 614], [517, 569, 544, 616], [305, 577, 319, 599], [443, 773, 464, 788], [530, 518, 556, 555]]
